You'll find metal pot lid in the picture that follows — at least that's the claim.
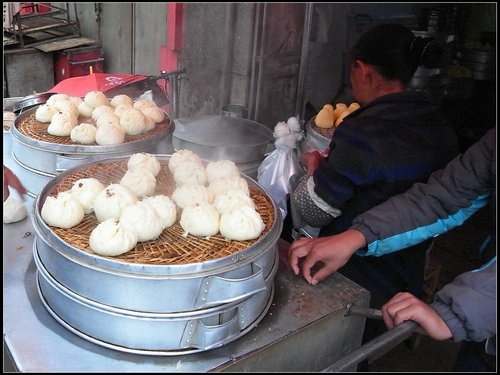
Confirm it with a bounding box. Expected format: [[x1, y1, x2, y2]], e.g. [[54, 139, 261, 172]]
[[174, 115, 273, 147], [12, 93, 53, 113]]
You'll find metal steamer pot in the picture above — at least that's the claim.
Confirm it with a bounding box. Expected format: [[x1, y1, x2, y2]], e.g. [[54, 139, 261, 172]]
[[32, 155, 282, 354], [11, 107, 175, 197], [34, 243, 278, 355], [302, 116, 333, 153], [173, 115, 274, 179]]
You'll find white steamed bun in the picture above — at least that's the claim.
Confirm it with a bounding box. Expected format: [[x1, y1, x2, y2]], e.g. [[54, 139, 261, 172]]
[[213, 189, 255, 214], [93, 184, 138, 222], [127, 153, 161, 177], [3, 192, 27, 223], [142, 195, 177, 229], [70, 178, 105, 214], [70, 123, 97, 144], [89, 218, 138, 256], [171, 183, 213, 209], [120, 168, 156, 198], [180, 203, 219, 237], [219, 205, 265, 241], [84, 91, 109, 109], [119, 107, 146, 135], [95, 123, 125, 145], [205, 160, 240, 183], [208, 176, 250, 198], [173, 161, 207, 186], [168, 150, 203, 173], [41, 191, 84, 228], [120, 201, 164, 242]]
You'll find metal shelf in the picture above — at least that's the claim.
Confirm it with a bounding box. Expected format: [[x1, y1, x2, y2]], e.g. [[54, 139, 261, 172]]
[[4, 3, 81, 48]]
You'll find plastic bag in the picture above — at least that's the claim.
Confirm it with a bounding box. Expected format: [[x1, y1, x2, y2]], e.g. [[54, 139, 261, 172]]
[[257, 117, 305, 219]]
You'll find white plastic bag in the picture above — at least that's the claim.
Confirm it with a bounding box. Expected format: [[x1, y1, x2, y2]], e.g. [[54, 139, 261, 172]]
[[257, 117, 305, 219]]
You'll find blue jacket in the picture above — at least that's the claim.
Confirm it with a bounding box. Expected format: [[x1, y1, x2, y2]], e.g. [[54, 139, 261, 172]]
[[352, 127, 496, 351], [314, 91, 460, 236]]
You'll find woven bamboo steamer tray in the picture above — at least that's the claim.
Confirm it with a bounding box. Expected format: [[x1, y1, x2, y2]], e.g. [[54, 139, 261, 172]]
[[45, 157, 276, 266], [13, 108, 171, 148]]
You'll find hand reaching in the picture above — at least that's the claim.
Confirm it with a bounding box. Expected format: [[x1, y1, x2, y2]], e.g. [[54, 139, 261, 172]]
[[3, 166, 27, 202], [288, 229, 366, 285]]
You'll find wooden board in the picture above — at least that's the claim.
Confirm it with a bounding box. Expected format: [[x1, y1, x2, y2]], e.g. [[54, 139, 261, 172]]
[[33, 37, 97, 52]]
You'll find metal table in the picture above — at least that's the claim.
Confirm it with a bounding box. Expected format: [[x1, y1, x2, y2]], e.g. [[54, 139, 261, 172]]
[[3, 147, 370, 372]]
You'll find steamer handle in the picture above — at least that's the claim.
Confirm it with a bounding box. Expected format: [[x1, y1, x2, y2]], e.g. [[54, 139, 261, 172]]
[[55, 153, 92, 172], [180, 309, 241, 350], [194, 263, 267, 309]]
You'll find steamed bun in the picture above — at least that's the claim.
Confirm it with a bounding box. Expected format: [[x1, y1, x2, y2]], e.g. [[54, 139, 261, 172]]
[[173, 161, 207, 186], [110, 94, 134, 108], [89, 218, 138, 256], [205, 160, 240, 183], [93, 184, 138, 222], [95, 123, 125, 145], [41, 191, 84, 228], [171, 183, 213, 209], [120, 201, 164, 242], [47, 112, 78, 136], [168, 150, 204, 173], [70, 123, 97, 144], [208, 176, 250, 198], [141, 106, 165, 123], [46, 93, 69, 106], [3, 192, 27, 223], [95, 113, 120, 128], [127, 153, 161, 177], [219, 205, 265, 241], [70, 178, 105, 214], [91, 105, 115, 121], [84, 91, 109, 109], [78, 101, 94, 117], [35, 104, 59, 123], [142, 195, 177, 229], [180, 203, 219, 237], [119, 107, 146, 135], [120, 168, 157, 198], [213, 189, 255, 214]]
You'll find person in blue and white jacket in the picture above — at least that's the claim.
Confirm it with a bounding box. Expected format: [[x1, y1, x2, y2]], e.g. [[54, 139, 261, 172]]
[[288, 127, 496, 371]]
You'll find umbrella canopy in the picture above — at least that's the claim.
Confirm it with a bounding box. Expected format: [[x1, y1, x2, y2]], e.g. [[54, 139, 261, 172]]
[[47, 73, 148, 97]]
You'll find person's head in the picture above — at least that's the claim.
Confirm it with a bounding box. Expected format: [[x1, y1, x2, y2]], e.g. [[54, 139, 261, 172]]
[[349, 23, 443, 104]]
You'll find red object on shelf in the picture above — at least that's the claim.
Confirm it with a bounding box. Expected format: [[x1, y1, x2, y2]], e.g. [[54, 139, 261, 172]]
[[19, 3, 50, 15], [54, 46, 105, 84]]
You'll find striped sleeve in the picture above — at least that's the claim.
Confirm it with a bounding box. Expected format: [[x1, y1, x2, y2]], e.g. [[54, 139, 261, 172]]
[[351, 128, 495, 257]]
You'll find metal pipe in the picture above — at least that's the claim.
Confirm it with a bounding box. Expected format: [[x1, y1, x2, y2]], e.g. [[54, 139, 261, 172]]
[[296, 3, 313, 121], [220, 3, 237, 113], [321, 320, 418, 372], [160, 69, 186, 119], [344, 303, 383, 320]]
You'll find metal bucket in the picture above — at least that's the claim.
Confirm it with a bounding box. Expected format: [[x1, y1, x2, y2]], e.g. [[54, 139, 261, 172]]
[[222, 104, 248, 119], [11, 106, 175, 196], [302, 116, 333, 153]]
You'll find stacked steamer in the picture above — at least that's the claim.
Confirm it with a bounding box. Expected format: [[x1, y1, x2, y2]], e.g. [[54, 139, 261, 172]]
[[303, 102, 360, 153], [32, 151, 282, 355], [10, 91, 174, 197], [172, 115, 274, 179]]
